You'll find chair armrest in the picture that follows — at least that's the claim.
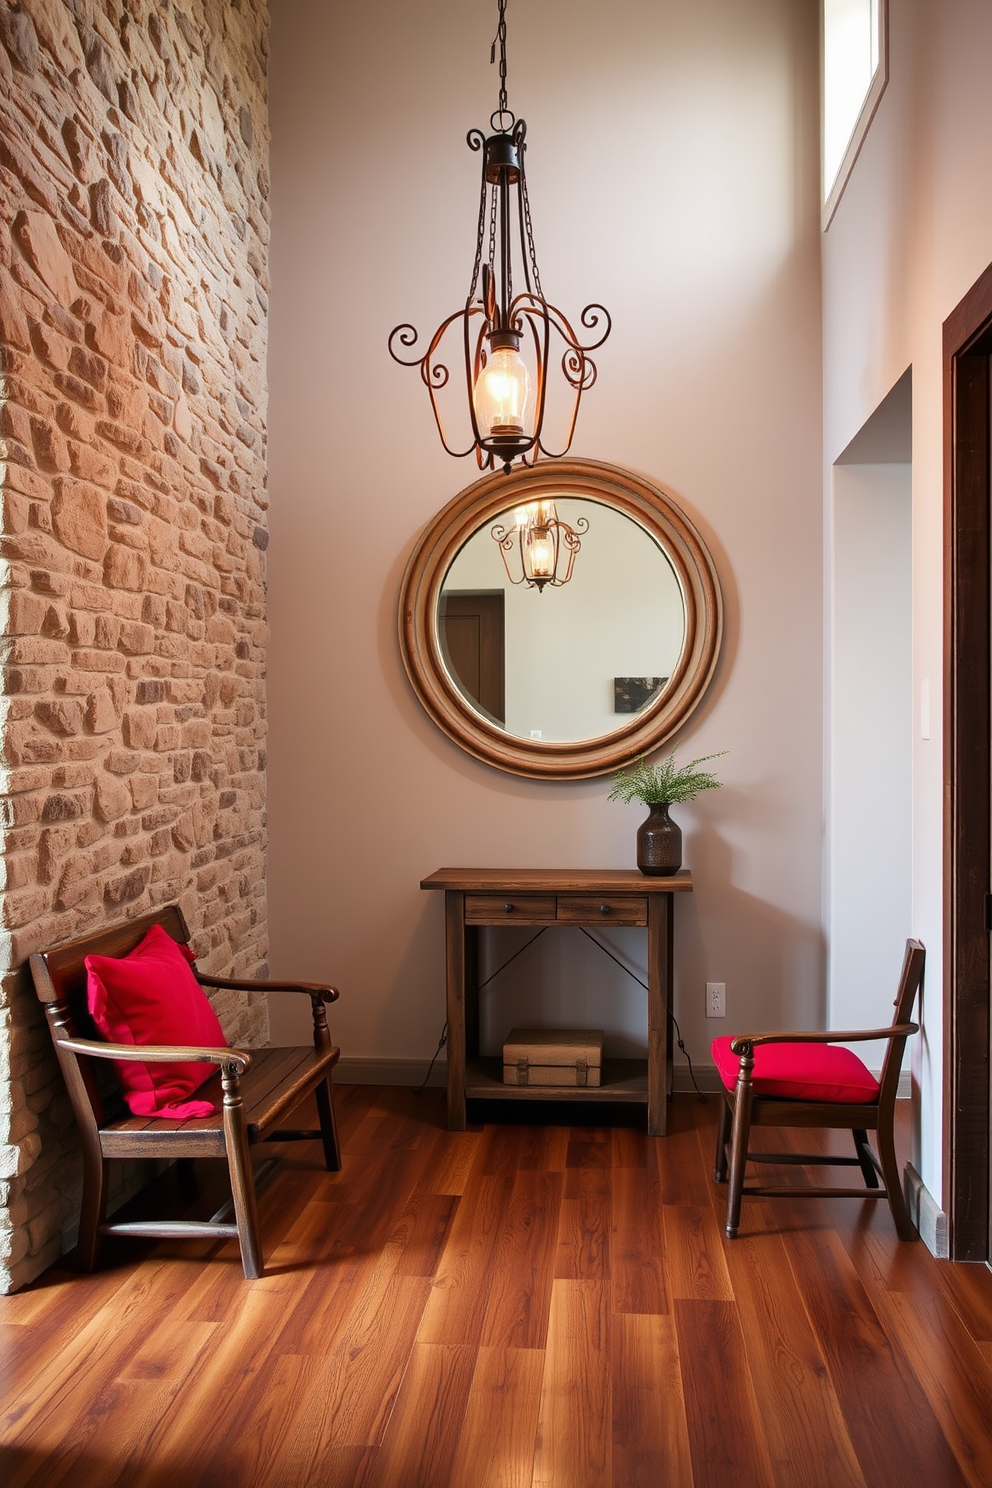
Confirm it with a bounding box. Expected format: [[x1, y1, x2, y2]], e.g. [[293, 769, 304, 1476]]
[[57, 1036, 251, 1074], [730, 1023, 918, 1055], [194, 973, 340, 1004]]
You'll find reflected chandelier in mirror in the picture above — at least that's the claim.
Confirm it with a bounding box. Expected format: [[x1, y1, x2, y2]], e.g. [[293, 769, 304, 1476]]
[[399, 459, 723, 779]]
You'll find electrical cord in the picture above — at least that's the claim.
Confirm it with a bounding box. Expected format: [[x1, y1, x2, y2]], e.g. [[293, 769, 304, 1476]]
[[413, 924, 707, 1102], [575, 928, 707, 1102], [413, 1022, 447, 1095]]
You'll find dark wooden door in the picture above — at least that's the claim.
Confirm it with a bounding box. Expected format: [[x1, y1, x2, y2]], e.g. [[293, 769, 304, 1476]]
[[944, 265, 992, 1263], [439, 591, 505, 726]]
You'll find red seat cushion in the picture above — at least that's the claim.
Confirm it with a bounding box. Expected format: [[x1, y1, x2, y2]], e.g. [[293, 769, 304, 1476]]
[[85, 923, 226, 1119], [711, 1035, 880, 1103]]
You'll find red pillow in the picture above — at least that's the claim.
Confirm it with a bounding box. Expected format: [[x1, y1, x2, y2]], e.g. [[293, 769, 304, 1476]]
[[85, 923, 226, 1119], [711, 1035, 880, 1104]]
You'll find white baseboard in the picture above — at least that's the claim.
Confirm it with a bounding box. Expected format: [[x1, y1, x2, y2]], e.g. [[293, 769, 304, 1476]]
[[904, 1163, 948, 1258]]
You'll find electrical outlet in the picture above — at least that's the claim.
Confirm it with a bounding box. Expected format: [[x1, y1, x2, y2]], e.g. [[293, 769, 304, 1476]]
[[706, 981, 726, 1018]]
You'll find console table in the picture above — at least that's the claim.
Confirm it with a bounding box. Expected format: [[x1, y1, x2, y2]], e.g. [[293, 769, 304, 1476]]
[[420, 868, 693, 1135]]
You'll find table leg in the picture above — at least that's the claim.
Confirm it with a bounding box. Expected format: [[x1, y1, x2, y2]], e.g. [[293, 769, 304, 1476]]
[[647, 893, 673, 1135], [445, 891, 467, 1131]]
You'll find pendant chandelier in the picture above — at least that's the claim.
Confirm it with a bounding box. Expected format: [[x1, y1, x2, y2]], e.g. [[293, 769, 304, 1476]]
[[491, 500, 587, 591], [388, 0, 611, 475]]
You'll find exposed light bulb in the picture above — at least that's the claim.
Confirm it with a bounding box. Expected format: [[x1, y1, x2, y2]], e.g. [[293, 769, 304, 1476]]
[[473, 342, 531, 439], [529, 530, 555, 576]]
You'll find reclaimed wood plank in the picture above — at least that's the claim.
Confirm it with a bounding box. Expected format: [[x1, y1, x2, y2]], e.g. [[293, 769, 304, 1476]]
[[674, 1297, 776, 1487], [532, 1279, 611, 1488], [611, 1312, 693, 1488], [448, 1347, 544, 1488], [480, 1170, 563, 1350]]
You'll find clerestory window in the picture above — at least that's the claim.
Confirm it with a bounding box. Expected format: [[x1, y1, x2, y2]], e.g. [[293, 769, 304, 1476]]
[[822, 0, 888, 226]]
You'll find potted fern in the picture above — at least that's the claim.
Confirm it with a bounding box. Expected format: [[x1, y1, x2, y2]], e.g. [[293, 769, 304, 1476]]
[[609, 750, 725, 875]]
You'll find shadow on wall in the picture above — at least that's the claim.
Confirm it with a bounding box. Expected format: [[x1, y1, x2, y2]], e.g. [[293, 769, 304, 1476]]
[[382, 821, 827, 1071], [681, 822, 827, 1034]]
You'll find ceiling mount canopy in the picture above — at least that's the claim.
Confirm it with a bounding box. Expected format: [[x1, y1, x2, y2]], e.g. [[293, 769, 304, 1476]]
[[388, 0, 611, 475]]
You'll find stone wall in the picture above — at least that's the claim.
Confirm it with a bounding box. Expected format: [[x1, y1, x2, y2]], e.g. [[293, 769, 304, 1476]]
[[0, 0, 271, 1292]]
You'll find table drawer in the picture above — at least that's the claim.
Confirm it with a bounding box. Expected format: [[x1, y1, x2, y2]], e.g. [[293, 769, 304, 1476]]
[[465, 894, 557, 923], [556, 895, 647, 925]]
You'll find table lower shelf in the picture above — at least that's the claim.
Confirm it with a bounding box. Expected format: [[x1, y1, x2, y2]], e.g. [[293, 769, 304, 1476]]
[[463, 1056, 649, 1104]]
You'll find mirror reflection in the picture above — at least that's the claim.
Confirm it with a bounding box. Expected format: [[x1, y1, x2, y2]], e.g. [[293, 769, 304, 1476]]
[[437, 498, 687, 744]]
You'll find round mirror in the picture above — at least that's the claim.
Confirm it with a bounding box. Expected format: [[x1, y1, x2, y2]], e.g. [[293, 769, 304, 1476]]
[[399, 458, 722, 778]]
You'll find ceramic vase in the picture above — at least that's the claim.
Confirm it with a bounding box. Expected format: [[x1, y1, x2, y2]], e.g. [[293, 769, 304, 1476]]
[[636, 801, 682, 876]]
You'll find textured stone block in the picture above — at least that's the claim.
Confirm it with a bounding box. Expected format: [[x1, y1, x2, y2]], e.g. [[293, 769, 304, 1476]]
[[22, 0, 86, 70], [0, 267, 32, 351], [103, 865, 151, 906], [0, 6, 39, 76], [50, 478, 107, 561], [103, 544, 146, 590], [93, 779, 130, 827], [12, 211, 76, 307], [41, 792, 87, 823], [85, 688, 118, 734], [34, 699, 84, 737]]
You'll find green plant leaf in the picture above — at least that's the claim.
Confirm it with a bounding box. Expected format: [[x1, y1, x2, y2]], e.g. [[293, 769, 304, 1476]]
[[608, 749, 726, 805]]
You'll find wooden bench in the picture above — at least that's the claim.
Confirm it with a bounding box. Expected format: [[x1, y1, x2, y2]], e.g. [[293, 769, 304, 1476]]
[[29, 904, 342, 1279]]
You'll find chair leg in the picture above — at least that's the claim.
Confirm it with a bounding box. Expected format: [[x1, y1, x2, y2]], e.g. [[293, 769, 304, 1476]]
[[852, 1128, 880, 1188], [714, 1096, 731, 1182], [315, 1075, 342, 1172], [876, 1119, 918, 1241], [76, 1147, 109, 1272], [724, 1086, 754, 1240], [221, 1065, 264, 1279]]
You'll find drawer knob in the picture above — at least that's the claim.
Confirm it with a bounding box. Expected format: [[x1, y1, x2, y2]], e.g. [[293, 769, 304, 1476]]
[[504, 902, 514, 914], [600, 903, 611, 915]]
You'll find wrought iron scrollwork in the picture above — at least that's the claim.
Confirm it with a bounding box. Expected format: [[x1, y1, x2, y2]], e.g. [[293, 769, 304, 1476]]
[[387, 0, 610, 473]]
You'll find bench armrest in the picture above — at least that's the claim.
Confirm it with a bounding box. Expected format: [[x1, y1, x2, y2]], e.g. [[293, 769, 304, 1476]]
[[57, 1036, 251, 1075], [194, 973, 339, 1004]]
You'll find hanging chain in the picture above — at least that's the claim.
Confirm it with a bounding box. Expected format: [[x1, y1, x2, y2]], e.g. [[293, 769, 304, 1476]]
[[490, 0, 509, 122], [486, 179, 498, 307], [519, 167, 543, 302], [468, 156, 489, 300]]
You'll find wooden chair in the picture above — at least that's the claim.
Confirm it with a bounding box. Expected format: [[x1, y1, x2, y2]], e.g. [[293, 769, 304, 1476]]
[[713, 939, 925, 1240], [29, 904, 342, 1279]]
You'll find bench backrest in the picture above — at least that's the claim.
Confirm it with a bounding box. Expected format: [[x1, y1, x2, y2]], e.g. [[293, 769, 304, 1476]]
[[29, 904, 194, 1130]]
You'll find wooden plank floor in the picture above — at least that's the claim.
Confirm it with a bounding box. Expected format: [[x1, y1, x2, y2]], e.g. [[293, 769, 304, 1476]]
[[2, 1088, 992, 1487]]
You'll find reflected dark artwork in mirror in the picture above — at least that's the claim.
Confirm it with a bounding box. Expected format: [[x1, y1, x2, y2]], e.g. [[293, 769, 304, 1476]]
[[399, 459, 723, 779], [614, 677, 667, 714]]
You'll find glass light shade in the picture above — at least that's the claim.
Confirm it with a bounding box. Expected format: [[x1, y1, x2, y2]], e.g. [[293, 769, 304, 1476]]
[[474, 343, 531, 437], [528, 528, 555, 577]]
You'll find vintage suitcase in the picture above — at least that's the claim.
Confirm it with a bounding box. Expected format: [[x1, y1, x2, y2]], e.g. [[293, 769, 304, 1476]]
[[502, 1028, 604, 1087]]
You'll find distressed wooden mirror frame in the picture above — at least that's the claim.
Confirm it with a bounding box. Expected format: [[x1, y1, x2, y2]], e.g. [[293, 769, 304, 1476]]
[[398, 457, 723, 779]]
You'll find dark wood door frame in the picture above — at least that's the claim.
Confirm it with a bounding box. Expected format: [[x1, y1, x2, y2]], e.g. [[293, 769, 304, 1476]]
[[944, 259, 992, 1262], [438, 590, 505, 726]]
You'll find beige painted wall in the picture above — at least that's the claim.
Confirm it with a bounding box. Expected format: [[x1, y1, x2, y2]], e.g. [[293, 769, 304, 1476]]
[[822, 0, 992, 1206], [265, 1, 823, 1080]]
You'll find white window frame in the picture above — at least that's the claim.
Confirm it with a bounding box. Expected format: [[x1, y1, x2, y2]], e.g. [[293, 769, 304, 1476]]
[[821, 0, 889, 228]]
